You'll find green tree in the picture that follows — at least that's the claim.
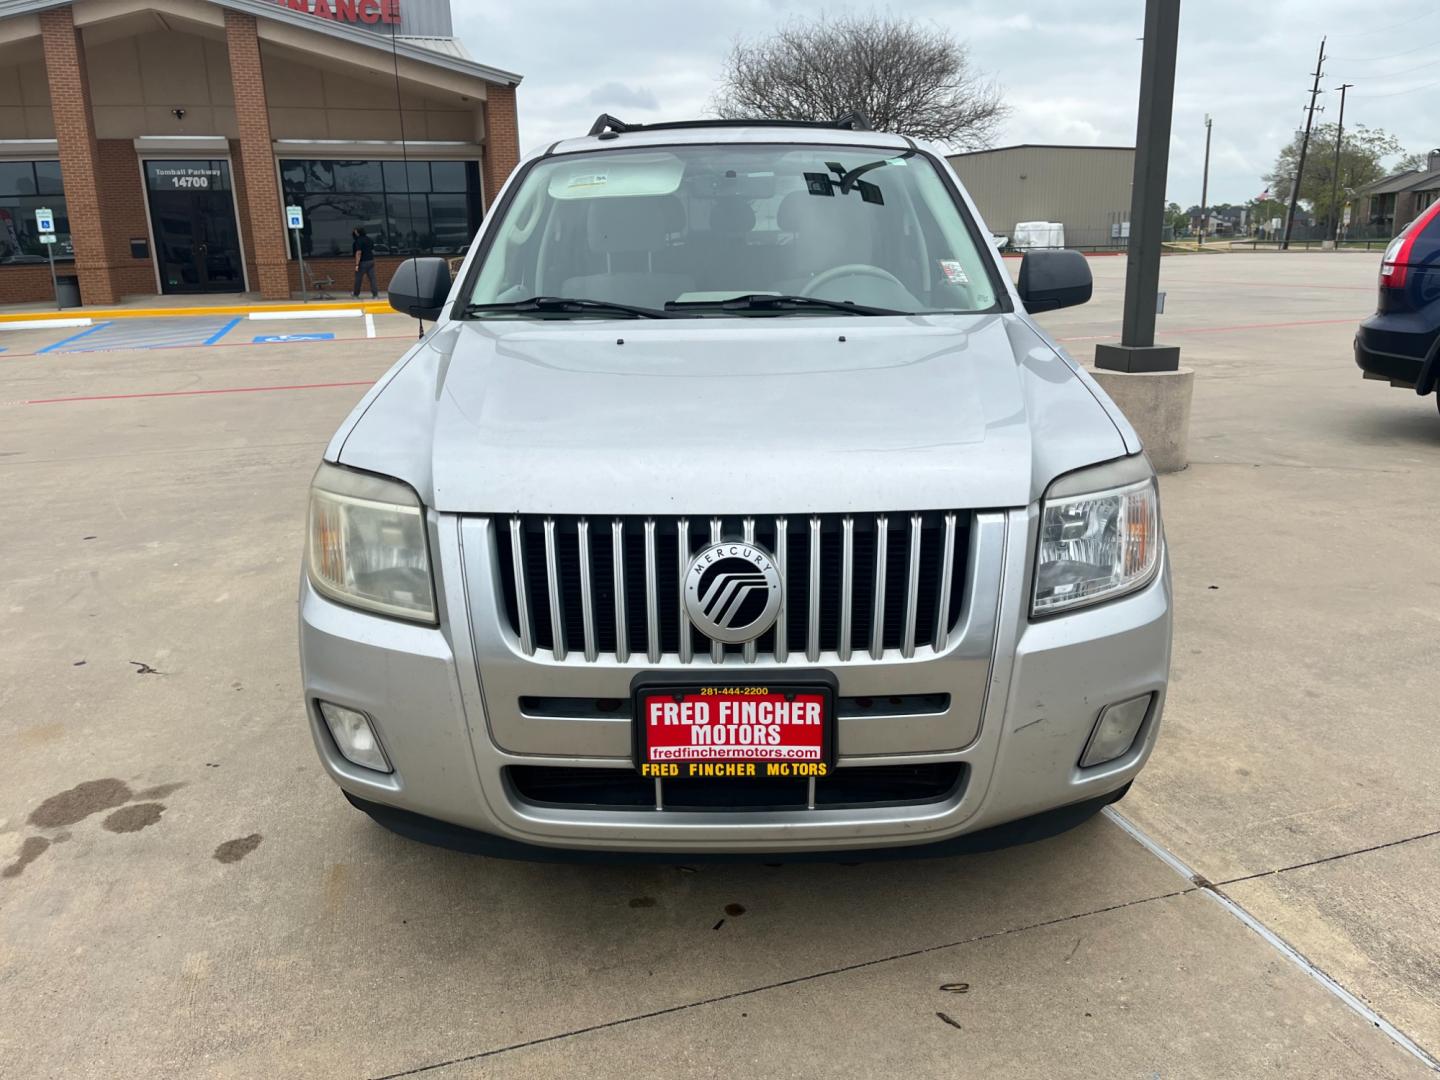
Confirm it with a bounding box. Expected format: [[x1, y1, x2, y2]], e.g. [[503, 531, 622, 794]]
[[1264, 124, 1409, 232], [1165, 201, 1188, 234]]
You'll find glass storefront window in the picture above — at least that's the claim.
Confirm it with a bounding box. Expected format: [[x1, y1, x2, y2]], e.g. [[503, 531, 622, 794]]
[[0, 161, 72, 264], [280, 158, 481, 259]]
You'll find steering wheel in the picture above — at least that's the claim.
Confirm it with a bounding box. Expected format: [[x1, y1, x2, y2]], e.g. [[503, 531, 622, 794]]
[[800, 263, 908, 298]]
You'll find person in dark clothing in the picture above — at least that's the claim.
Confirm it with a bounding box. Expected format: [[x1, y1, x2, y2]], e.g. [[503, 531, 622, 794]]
[[351, 227, 378, 298]]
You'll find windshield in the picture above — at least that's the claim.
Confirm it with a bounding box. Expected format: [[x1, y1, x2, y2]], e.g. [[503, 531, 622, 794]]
[[465, 144, 1000, 316]]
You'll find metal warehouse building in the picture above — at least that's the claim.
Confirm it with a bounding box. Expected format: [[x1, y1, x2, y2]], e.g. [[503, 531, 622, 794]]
[[947, 144, 1135, 250], [0, 0, 521, 305]]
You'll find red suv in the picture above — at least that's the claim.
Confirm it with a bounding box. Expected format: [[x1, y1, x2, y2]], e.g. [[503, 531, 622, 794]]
[[1355, 200, 1440, 414]]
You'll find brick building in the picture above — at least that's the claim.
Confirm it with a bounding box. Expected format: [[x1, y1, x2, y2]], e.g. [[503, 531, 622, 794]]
[[1349, 149, 1440, 239], [0, 0, 521, 304]]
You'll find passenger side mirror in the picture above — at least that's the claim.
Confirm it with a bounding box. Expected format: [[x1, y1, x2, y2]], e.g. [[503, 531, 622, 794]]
[[388, 257, 452, 321], [1017, 249, 1092, 313]]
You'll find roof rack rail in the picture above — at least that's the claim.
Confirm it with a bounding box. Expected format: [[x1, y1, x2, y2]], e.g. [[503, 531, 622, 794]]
[[585, 112, 875, 139]]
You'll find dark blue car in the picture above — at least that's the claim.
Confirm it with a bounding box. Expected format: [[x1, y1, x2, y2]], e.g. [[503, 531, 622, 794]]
[[1356, 200, 1440, 414]]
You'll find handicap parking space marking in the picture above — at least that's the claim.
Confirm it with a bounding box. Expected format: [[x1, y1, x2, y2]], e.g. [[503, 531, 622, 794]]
[[203, 316, 243, 346], [38, 321, 117, 353], [252, 332, 336, 343]]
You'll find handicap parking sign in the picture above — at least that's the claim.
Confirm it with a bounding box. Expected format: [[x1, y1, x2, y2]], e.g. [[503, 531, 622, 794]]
[[285, 205, 304, 230], [35, 207, 55, 233]]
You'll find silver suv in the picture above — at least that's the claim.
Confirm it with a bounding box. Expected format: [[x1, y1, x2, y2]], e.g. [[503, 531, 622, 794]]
[[299, 116, 1171, 859]]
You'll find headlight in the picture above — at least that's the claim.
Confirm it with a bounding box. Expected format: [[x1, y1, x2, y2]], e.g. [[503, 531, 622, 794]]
[[1033, 458, 1160, 615], [306, 463, 436, 622]]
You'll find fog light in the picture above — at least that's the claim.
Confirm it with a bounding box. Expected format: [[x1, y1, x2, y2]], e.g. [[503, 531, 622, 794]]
[[318, 701, 391, 773], [1079, 694, 1152, 768]]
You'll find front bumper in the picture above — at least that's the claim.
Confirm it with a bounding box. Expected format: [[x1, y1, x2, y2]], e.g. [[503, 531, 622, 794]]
[[299, 508, 1172, 854]]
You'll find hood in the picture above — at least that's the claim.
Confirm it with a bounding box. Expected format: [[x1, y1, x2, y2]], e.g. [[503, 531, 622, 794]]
[[333, 313, 1127, 514]]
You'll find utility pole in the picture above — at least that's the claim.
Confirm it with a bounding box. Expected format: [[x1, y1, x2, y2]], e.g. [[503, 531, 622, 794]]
[[1096, 0, 1182, 373], [1282, 37, 1326, 250], [1199, 114, 1213, 245], [1329, 83, 1353, 244]]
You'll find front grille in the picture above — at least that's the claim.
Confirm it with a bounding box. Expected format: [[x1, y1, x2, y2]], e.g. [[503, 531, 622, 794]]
[[493, 513, 970, 663], [506, 763, 967, 812]]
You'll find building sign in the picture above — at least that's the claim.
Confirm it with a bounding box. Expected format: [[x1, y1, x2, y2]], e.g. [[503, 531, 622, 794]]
[[148, 164, 225, 191], [273, 0, 402, 26]]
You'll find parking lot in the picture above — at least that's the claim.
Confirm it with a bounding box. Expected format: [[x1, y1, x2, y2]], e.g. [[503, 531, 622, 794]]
[[1, 252, 1437, 1078]]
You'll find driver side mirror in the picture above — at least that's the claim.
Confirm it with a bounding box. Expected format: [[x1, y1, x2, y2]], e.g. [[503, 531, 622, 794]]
[[388, 257, 452, 321], [1017, 249, 1092, 313]]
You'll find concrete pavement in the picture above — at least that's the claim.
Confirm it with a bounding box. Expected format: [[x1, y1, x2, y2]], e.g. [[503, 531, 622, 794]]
[[2, 253, 1438, 1077]]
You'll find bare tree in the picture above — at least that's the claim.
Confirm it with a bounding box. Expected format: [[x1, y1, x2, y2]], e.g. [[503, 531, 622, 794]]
[[713, 14, 1007, 149]]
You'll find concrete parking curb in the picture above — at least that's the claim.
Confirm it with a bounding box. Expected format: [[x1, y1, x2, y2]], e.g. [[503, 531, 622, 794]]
[[0, 300, 391, 326]]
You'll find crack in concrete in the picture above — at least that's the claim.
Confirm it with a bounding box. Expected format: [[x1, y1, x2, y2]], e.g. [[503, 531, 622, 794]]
[[1213, 827, 1440, 890], [368, 886, 1192, 1079]]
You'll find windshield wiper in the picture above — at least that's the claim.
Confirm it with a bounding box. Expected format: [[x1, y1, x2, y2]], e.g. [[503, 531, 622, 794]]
[[664, 294, 908, 316], [464, 296, 674, 319]]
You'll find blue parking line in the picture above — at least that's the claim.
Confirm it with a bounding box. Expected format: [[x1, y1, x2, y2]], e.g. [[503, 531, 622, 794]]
[[204, 316, 243, 346], [39, 321, 114, 353]]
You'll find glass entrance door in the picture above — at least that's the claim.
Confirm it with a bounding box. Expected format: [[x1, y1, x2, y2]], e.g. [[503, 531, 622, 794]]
[[144, 159, 244, 294]]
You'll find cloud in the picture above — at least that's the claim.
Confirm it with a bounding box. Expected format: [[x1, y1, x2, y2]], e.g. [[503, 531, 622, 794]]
[[456, 0, 1440, 203], [586, 82, 660, 111]]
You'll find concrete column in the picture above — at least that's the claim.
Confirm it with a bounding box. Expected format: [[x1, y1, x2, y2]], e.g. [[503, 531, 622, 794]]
[[224, 11, 290, 300], [39, 6, 118, 305], [481, 82, 521, 211]]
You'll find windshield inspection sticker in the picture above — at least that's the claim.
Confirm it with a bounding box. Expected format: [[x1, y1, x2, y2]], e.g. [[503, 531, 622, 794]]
[[566, 173, 609, 190], [939, 260, 970, 285]]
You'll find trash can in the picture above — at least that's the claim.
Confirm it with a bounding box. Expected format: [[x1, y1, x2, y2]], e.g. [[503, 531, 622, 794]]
[[56, 275, 81, 309]]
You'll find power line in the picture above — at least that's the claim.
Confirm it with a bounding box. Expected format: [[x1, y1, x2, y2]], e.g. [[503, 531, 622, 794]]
[[1342, 56, 1433, 82], [1336, 7, 1436, 41], [1328, 35, 1440, 63], [1350, 78, 1440, 99]]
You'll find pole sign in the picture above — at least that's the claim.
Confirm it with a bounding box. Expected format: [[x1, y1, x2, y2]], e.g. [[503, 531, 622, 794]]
[[286, 205, 304, 230], [35, 207, 55, 233]]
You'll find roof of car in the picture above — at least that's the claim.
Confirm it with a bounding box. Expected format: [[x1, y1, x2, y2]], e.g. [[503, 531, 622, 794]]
[[536, 123, 917, 161]]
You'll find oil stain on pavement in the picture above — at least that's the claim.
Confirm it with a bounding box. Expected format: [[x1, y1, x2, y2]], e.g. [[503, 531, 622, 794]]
[[213, 834, 263, 864], [103, 803, 165, 833], [1, 836, 51, 879], [28, 778, 133, 828]]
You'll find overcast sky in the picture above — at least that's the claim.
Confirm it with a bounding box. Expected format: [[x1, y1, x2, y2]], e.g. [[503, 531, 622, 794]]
[[457, 0, 1438, 209]]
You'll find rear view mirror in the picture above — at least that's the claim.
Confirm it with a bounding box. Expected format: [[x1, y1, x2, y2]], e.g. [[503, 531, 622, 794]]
[[388, 257, 452, 321], [1017, 249, 1092, 313]]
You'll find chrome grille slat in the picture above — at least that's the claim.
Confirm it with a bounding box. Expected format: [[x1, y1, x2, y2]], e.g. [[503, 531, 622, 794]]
[[677, 517, 693, 663], [773, 517, 788, 663], [611, 519, 629, 663], [709, 518, 724, 664], [643, 519, 660, 664], [806, 516, 822, 662], [838, 516, 854, 662], [933, 512, 957, 652], [543, 517, 567, 661], [902, 513, 923, 658], [577, 519, 597, 662], [508, 517, 534, 655], [870, 515, 888, 660], [742, 518, 757, 664], [495, 511, 971, 664]]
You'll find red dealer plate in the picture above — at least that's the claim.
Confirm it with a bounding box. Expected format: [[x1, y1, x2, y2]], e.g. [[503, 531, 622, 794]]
[[634, 684, 834, 781]]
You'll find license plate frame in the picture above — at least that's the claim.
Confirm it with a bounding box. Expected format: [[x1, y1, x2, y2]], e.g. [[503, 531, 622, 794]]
[[632, 680, 836, 780]]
